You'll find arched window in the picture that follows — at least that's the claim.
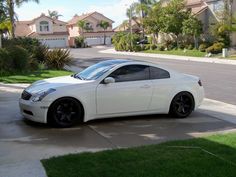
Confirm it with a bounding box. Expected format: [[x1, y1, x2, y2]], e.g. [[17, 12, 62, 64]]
[[40, 21, 49, 32]]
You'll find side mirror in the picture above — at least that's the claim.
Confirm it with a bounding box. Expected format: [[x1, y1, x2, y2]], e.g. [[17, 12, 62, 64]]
[[104, 77, 115, 84]]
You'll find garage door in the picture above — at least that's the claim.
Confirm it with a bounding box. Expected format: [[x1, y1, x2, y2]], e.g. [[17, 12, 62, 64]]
[[39, 38, 67, 48], [85, 36, 112, 46]]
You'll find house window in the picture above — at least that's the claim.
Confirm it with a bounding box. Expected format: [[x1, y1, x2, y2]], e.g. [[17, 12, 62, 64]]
[[40, 21, 49, 32], [85, 22, 93, 31]]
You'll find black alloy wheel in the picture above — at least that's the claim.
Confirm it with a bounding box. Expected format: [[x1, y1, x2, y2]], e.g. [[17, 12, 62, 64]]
[[170, 92, 194, 118], [48, 98, 83, 128]]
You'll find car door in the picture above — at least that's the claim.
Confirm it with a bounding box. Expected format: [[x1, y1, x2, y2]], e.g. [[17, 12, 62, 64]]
[[148, 66, 173, 112], [96, 64, 153, 115]]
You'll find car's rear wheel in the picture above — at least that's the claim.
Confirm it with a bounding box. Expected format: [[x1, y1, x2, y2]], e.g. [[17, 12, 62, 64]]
[[48, 97, 83, 128], [169, 92, 194, 118]]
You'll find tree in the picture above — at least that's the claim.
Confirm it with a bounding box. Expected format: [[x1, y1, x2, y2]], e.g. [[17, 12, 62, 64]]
[[143, 2, 162, 44], [6, 0, 39, 38], [182, 16, 203, 48], [0, 0, 9, 48], [77, 20, 86, 38], [121, 20, 129, 31], [159, 0, 190, 47], [48, 10, 62, 19], [97, 20, 110, 45]]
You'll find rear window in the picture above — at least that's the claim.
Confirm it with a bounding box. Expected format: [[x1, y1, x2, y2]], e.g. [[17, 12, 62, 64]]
[[150, 66, 170, 80]]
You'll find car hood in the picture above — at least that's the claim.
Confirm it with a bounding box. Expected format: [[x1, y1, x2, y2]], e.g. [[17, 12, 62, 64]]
[[25, 76, 90, 94]]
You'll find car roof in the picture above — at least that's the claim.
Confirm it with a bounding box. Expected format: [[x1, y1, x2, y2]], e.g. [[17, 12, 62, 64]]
[[97, 59, 177, 73]]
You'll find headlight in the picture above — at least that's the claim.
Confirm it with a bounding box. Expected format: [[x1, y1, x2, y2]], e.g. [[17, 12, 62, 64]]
[[31, 88, 56, 102]]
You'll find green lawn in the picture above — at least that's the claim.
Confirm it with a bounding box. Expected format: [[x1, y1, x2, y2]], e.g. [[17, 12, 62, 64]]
[[42, 133, 236, 177], [0, 70, 73, 84], [143, 49, 206, 57]]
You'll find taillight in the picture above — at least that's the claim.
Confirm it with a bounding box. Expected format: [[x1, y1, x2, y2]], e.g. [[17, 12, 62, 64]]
[[198, 80, 202, 86]]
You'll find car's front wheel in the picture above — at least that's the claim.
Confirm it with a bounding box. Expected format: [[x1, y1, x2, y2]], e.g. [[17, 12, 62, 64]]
[[169, 92, 195, 118], [48, 97, 83, 128]]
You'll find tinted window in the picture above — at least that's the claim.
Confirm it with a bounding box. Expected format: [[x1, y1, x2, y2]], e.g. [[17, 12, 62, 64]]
[[150, 66, 170, 79], [109, 65, 149, 82]]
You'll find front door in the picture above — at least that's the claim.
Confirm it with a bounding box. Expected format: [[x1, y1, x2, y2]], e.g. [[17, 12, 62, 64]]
[[96, 65, 153, 115]]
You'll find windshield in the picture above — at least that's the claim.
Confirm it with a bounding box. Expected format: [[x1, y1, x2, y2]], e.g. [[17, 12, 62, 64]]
[[74, 62, 116, 80]]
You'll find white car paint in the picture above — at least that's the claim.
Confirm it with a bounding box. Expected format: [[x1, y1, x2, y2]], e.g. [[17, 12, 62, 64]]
[[19, 60, 204, 124]]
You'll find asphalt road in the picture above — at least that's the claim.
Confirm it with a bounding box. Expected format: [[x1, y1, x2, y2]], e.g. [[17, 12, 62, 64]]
[[70, 47, 236, 105]]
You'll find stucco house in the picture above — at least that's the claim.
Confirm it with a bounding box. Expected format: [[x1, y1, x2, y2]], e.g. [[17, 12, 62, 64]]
[[115, 0, 236, 46], [67, 12, 114, 46], [15, 13, 69, 48]]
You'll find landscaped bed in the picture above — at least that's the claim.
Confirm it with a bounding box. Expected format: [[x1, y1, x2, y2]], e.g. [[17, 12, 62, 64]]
[[42, 132, 236, 177], [143, 49, 206, 57], [0, 70, 73, 83]]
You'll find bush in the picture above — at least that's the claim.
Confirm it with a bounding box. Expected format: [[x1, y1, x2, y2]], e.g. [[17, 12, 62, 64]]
[[178, 43, 185, 50], [150, 44, 157, 50], [187, 44, 194, 50], [199, 43, 208, 52], [75, 36, 85, 48], [45, 49, 74, 69], [158, 45, 165, 51], [133, 45, 142, 52], [7, 45, 32, 71], [112, 32, 140, 52], [0, 48, 13, 75], [33, 45, 49, 62], [3, 37, 48, 62], [206, 42, 225, 54]]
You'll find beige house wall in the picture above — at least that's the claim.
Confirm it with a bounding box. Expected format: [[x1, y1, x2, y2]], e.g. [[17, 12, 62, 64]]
[[35, 17, 54, 34]]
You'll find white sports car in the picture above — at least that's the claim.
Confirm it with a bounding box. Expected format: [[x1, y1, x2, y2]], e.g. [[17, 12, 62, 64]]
[[19, 59, 204, 128]]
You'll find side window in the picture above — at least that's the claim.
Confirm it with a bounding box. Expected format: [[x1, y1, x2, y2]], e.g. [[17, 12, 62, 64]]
[[150, 66, 170, 80], [109, 65, 149, 82]]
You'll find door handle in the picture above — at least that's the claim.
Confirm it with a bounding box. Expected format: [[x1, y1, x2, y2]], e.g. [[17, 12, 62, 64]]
[[140, 85, 151, 89]]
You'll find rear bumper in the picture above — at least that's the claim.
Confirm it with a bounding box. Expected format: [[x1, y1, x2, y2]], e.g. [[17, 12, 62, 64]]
[[19, 99, 51, 124], [195, 87, 205, 109]]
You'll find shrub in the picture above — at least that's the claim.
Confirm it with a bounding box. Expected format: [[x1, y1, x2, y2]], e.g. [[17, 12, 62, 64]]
[[3, 37, 48, 62], [45, 49, 74, 69], [0, 48, 13, 75], [133, 45, 142, 52], [33, 45, 49, 62], [199, 43, 208, 52], [7, 45, 31, 71], [75, 36, 85, 48], [206, 42, 225, 54], [187, 44, 194, 50], [178, 43, 185, 50], [158, 45, 165, 51], [112, 32, 140, 52], [150, 44, 157, 50]]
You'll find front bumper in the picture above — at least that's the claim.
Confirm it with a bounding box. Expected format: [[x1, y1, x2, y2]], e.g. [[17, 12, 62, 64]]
[[19, 99, 51, 124]]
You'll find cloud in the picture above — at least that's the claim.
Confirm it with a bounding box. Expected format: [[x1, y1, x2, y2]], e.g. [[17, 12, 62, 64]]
[[87, 0, 138, 27]]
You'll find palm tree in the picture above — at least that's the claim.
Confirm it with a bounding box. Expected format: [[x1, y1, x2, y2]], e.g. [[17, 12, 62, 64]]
[[97, 20, 110, 45], [121, 20, 129, 31], [6, 0, 39, 38], [127, 1, 155, 35], [0, 0, 9, 47], [77, 20, 86, 38], [48, 10, 62, 19]]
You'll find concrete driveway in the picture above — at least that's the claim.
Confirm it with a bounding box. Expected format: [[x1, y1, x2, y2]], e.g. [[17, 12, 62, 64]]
[[1, 83, 236, 166]]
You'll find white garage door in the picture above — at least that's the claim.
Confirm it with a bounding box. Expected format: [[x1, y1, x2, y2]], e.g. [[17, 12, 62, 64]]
[[85, 36, 112, 46], [39, 38, 67, 48]]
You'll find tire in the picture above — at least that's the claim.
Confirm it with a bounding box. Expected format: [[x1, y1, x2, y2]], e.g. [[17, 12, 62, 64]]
[[48, 97, 83, 128], [169, 92, 195, 118]]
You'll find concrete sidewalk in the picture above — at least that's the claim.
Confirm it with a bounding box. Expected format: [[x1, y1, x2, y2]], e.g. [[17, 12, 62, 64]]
[[100, 48, 236, 65]]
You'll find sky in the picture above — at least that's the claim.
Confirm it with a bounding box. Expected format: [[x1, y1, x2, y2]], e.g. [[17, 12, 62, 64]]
[[15, 0, 138, 27]]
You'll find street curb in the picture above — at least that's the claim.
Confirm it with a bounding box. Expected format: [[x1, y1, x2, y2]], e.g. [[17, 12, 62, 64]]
[[99, 48, 236, 65]]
